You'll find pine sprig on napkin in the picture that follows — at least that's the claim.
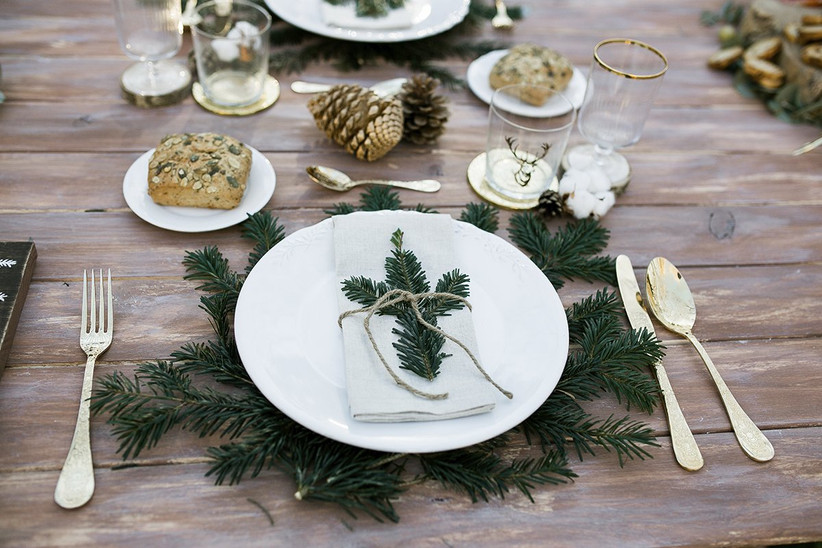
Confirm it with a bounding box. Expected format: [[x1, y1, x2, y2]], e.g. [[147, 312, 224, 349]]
[[341, 228, 471, 381], [92, 196, 662, 523]]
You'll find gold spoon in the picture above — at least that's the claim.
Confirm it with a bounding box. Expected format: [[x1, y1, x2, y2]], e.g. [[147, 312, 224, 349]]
[[306, 166, 441, 193], [645, 257, 774, 462]]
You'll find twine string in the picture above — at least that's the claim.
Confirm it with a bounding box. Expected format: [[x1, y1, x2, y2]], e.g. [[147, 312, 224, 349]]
[[338, 288, 513, 401]]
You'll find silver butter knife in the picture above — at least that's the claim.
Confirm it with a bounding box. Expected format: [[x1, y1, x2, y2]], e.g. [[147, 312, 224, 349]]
[[616, 255, 704, 471]]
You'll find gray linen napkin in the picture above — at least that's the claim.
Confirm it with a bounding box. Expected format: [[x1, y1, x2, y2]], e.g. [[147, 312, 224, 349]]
[[333, 211, 497, 422]]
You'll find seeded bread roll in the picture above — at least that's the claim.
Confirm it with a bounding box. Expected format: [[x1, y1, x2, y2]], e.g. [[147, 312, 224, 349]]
[[147, 133, 251, 209], [489, 44, 574, 106]]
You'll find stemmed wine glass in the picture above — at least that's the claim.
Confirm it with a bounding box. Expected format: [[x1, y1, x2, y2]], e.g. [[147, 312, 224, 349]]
[[112, 0, 191, 102], [564, 39, 668, 189]]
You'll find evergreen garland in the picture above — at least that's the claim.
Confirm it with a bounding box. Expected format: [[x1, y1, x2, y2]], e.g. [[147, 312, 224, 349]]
[[91, 188, 663, 523], [268, 1, 523, 88]]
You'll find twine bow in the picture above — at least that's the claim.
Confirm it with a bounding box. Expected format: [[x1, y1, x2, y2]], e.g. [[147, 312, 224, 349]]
[[338, 288, 513, 401]]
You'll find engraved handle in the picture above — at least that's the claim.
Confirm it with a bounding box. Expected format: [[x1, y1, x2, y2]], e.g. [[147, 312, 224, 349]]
[[54, 354, 97, 509], [685, 332, 774, 462], [355, 179, 441, 193], [654, 363, 703, 471]]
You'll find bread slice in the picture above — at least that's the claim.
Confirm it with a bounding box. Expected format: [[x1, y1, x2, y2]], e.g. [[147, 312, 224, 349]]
[[147, 133, 251, 209]]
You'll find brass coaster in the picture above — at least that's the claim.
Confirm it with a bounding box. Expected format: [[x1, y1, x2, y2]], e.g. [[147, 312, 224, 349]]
[[192, 75, 280, 116], [467, 153, 553, 210]]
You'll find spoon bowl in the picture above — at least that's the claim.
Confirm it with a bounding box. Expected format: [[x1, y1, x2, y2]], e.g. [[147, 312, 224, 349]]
[[306, 166, 441, 193], [646, 257, 774, 462]]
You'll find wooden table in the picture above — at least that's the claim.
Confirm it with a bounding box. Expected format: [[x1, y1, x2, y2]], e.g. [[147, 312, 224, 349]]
[[2, 0, 821, 545]]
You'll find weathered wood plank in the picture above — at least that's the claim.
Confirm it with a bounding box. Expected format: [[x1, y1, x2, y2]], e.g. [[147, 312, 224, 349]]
[[2, 150, 821, 211], [0, 427, 820, 547], [2, 336, 819, 472]]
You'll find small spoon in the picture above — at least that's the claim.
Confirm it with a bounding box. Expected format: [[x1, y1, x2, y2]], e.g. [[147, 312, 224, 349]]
[[306, 166, 441, 193], [291, 77, 407, 98], [645, 257, 774, 462]]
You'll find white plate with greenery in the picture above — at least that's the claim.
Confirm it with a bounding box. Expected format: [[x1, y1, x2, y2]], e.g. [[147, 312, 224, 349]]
[[123, 146, 275, 233], [265, 0, 470, 43], [235, 211, 568, 453]]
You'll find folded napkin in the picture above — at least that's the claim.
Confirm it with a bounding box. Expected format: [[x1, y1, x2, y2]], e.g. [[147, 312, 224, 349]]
[[321, 1, 420, 30], [333, 212, 498, 422]]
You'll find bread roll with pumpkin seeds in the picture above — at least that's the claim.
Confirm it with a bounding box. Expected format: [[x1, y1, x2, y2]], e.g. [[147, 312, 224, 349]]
[[489, 44, 574, 105], [147, 133, 251, 209]]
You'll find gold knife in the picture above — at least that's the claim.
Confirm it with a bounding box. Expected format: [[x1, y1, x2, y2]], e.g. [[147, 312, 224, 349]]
[[616, 255, 704, 471]]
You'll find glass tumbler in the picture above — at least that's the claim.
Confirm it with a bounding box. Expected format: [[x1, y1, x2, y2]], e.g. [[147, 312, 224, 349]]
[[485, 85, 576, 202], [192, 0, 272, 107]]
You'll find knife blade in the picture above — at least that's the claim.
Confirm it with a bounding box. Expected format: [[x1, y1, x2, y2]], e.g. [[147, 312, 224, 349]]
[[616, 254, 704, 472]]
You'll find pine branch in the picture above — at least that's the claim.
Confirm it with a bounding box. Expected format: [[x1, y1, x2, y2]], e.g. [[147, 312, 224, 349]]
[[459, 202, 499, 233], [172, 340, 253, 390], [288, 443, 405, 523], [419, 447, 573, 504], [565, 288, 623, 342], [359, 186, 402, 211], [241, 211, 286, 273], [182, 246, 242, 300], [324, 202, 357, 216], [508, 213, 616, 289]]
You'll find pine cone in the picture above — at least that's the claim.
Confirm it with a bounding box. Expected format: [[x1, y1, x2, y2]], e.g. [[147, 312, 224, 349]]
[[537, 189, 564, 217], [397, 74, 450, 145], [307, 84, 404, 162]]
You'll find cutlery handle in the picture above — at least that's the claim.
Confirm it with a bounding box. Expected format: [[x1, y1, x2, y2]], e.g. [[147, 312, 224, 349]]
[[290, 81, 332, 94], [654, 363, 703, 471], [685, 332, 774, 462], [54, 355, 97, 509], [358, 179, 442, 193]]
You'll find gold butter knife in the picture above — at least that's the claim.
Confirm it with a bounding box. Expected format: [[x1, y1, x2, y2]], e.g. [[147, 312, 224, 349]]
[[616, 255, 704, 471]]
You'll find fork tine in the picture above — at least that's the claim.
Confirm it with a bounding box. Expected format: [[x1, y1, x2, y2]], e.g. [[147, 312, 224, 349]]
[[81, 270, 88, 335], [97, 269, 105, 333], [89, 269, 96, 334], [106, 269, 113, 333]]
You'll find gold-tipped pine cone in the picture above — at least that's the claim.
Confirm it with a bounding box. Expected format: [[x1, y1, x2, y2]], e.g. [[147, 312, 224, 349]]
[[307, 84, 404, 162]]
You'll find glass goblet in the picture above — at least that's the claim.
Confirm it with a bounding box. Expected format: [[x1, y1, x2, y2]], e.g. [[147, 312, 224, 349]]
[[112, 0, 191, 100], [564, 39, 668, 189]]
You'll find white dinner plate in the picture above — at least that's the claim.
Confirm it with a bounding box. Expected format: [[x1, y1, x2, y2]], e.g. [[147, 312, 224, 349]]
[[123, 145, 275, 233], [235, 211, 569, 453], [466, 49, 587, 117], [265, 0, 470, 43]]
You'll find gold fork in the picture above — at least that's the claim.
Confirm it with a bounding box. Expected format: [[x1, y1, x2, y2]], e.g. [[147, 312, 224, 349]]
[[492, 0, 514, 30], [54, 269, 113, 509]]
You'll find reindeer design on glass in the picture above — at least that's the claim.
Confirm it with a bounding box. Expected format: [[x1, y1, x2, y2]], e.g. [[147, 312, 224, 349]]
[[505, 137, 551, 187]]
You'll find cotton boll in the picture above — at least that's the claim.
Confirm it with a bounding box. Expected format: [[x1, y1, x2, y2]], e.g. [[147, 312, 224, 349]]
[[565, 189, 597, 219], [558, 168, 589, 195], [211, 38, 240, 62], [587, 166, 611, 194], [591, 191, 616, 219]]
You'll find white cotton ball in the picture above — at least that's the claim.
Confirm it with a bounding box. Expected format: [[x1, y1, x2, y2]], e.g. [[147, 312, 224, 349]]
[[566, 189, 597, 219], [587, 169, 611, 194], [211, 38, 239, 62], [591, 191, 616, 219]]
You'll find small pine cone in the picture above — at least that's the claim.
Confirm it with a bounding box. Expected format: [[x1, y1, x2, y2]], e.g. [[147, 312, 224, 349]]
[[307, 84, 404, 162], [398, 74, 450, 145], [537, 189, 564, 217]]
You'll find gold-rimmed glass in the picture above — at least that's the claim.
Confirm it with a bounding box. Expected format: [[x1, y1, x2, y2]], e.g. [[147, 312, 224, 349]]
[[564, 38, 668, 188]]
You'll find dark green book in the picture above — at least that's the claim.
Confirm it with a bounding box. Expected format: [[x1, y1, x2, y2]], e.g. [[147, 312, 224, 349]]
[[0, 242, 37, 378]]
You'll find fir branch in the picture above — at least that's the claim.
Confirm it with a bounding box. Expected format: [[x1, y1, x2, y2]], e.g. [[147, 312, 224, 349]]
[[419, 448, 573, 504], [241, 211, 286, 273], [182, 246, 242, 300], [359, 186, 402, 211], [172, 340, 252, 390], [508, 213, 616, 289], [288, 443, 404, 522], [565, 288, 623, 342], [459, 202, 499, 233], [324, 201, 357, 216]]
